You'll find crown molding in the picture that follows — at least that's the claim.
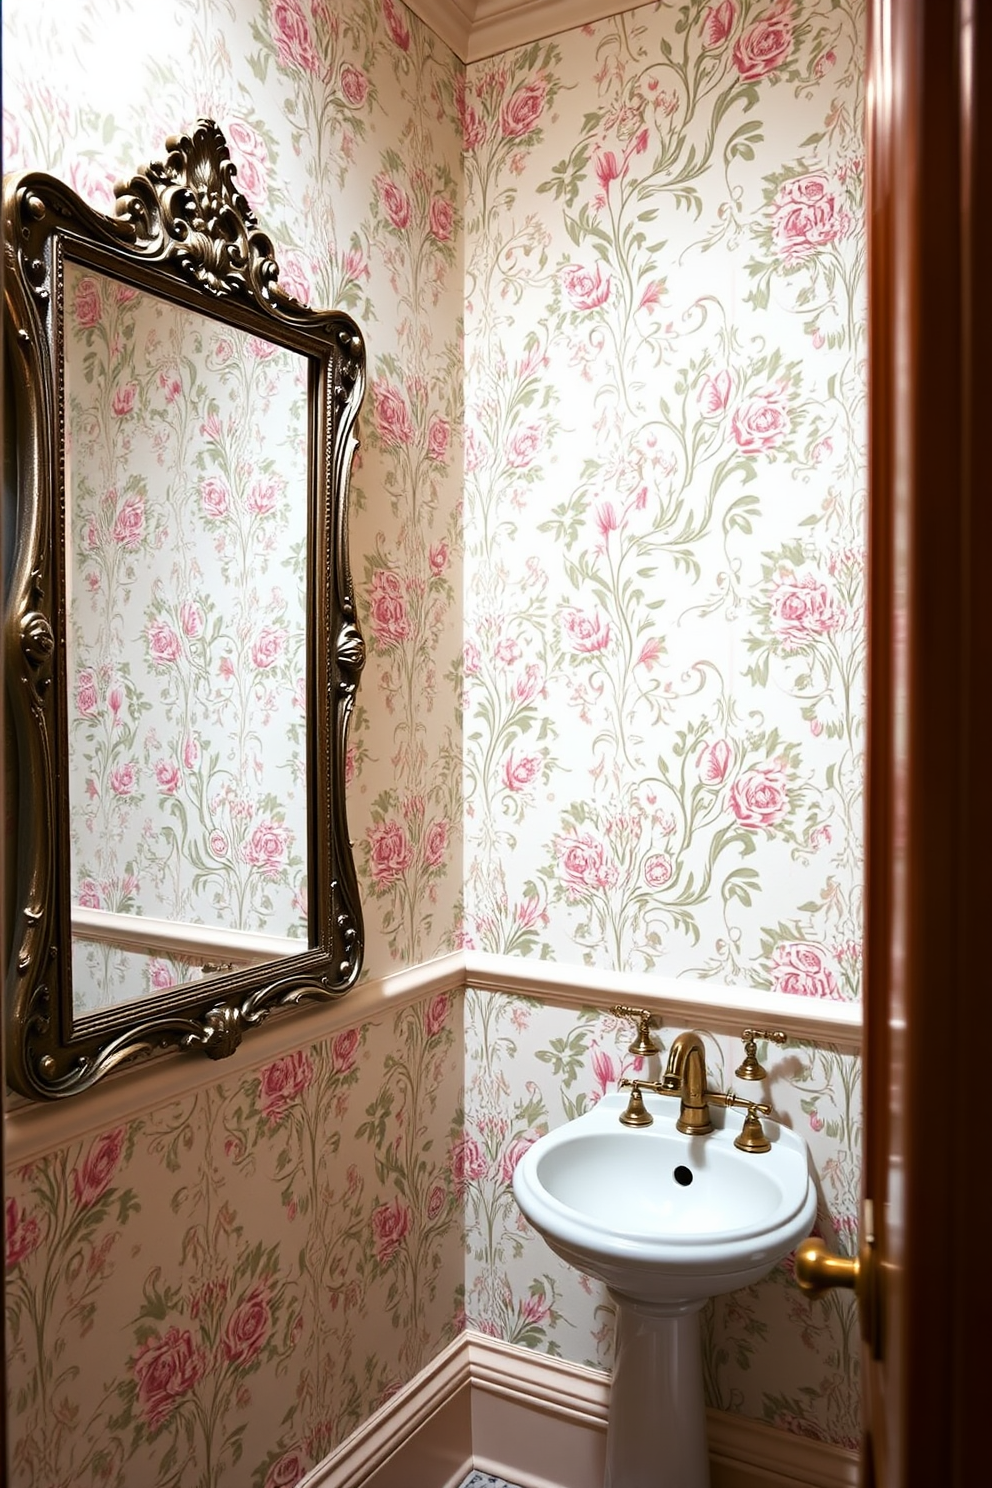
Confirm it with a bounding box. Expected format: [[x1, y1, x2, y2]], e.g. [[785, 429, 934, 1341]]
[[407, 0, 625, 62]]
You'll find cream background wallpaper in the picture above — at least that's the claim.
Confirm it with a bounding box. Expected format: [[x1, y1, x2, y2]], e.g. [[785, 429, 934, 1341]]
[[4, 0, 864, 1483]]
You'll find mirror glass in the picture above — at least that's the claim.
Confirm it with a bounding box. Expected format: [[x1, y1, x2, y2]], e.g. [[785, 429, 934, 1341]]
[[63, 265, 309, 1018]]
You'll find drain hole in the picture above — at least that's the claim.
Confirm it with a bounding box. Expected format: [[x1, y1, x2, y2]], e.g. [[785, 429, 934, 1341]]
[[673, 1165, 693, 1187]]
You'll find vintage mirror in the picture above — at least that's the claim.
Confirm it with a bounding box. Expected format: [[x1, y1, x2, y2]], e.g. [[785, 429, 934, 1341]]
[[3, 121, 366, 1099]]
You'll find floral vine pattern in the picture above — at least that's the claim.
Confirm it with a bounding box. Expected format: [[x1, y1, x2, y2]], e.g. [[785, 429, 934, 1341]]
[[4, 0, 868, 1480], [6, 995, 463, 1486], [463, 989, 862, 1447], [463, 0, 867, 996], [65, 267, 310, 1011]]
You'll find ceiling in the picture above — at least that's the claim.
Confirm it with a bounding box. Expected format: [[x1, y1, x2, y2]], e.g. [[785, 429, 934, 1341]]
[[407, 0, 624, 62]]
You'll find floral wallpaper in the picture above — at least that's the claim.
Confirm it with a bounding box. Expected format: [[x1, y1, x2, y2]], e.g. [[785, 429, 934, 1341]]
[[462, 990, 861, 1449], [5, 992, 464, 1487], [65, 266, 311, 1012], [3, 0, 466, 977], [4, 0, 867, 1482], [463, 0, 867, 999]]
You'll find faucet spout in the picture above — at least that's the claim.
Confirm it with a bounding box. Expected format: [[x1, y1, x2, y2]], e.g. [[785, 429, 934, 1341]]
[[662, 1031, 714, 1135]]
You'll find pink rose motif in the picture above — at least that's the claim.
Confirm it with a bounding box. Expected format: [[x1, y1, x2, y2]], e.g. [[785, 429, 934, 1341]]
[[76, 669, 99, 717], [514, 663, 543, 703], [368, 569, 410, 648], [209, 831, 228, 857], [200, 476, 230, 519], [590, 1047, 618, 1099], [372, 1198, 411, 1265], [426, 1184, 446, 1220], [643, 853, 674, 888], [110, 762, 136, 796], [222, 1283, 272, 1366], [697, 738, 732, 783], [72, 1128, 126, 1208], [769, 940, 841, 1000], [74, 275, 102, 328], [183, 736, 199, 769], [132, 1327, 205, 1430], [733, 2, 794, 81], [423, 993, 450, 1038], [331, 1028, 360, 1074], [382, 0, 410, 50], [730, 763, 790, 829], [451, 1134, 488, 1192], [769, 570, 842, 648], [429, 540, 448, 575], [562, 607, 611, 654], [500, 78, 547, 139], [460, 100, 487, 152], [155, 760, 180, 794], [373, 379, 414, 446], [463, 641, 481, 676], [340, 62, 369, 106], [225, 117, 268, 207], [771, 174, 850, 265], [259, 1050, 314, 1121], [427, 416, 450, 463], [368, 819, 414, 886], [702, 1, 737, 46], [698, 369, 733, 417], [148, 619, 181, 664], [270, 0, 320, 74], [505, 423, 543, 468], [502, 751, 541, 793], [149, 960, 173, 991], [78, 879, 101, 909], [180, 601, 204, 638], [251, 626, 286, 670], [264, 1450, 309, 1488], [494, 636, 521, 667], [247, 480, 279, 515], [561, 263, 611, 310], [423, 818, 449, 868], [378, 177, 411, 230], [6, 1198, 42, 1270], [277, 251, 312, 305], [112, 383, 137, 418], [500, 1134, 538, 1185], [731, 391, 789, 454], [243, 819, 291, 876], [555, 831, 618, 893], [429, 196, 454, 241]]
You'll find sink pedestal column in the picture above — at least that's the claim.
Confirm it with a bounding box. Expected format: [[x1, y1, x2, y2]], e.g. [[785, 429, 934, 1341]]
[[605, 1291, 709, 1488]]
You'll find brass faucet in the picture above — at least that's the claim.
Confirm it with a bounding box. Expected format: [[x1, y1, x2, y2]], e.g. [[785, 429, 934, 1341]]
[[660, 1030, 714, 1134], [617, 1027, 777, 1152]]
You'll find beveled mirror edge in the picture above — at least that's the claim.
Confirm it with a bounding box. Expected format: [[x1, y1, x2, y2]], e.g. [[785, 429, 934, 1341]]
[[3, 120, 367, 1100]]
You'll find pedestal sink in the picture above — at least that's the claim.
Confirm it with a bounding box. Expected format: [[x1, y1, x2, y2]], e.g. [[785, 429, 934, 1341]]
[[512, 1088, 817, 1488]]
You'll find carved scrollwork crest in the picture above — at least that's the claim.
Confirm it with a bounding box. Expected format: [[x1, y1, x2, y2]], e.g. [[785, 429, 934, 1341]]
[[113, 119, 281, 303]]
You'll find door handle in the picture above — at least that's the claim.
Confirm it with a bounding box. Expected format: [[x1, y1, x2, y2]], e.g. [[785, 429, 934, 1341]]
[[794, 1200, 882, 1358]]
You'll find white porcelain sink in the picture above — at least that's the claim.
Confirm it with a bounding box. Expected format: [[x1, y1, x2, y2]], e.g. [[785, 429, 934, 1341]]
[[512, 1088, 817, 1305]]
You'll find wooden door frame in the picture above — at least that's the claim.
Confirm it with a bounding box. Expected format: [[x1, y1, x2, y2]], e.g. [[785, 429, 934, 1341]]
[[865, 0, 992, 1482]]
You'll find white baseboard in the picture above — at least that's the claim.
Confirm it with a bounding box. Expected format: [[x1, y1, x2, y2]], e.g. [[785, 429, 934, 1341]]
[[313, 1331, 859, 1488]]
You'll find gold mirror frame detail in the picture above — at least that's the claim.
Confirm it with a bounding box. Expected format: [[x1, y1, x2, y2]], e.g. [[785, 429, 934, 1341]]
[[4, 121, 367, 1099]]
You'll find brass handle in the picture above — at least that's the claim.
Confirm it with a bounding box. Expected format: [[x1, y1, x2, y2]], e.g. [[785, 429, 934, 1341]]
[[794, 1201, 881, 1358], [736, 1027, 787, 1080], [611, 1005, 661, 1057], [794, 1238, 859, 1297]]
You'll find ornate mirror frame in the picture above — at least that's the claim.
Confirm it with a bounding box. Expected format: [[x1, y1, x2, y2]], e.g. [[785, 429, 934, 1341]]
[[3, 121, 366, 1100]]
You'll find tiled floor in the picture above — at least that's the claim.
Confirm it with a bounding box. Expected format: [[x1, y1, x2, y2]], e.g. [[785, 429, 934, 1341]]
[[457, 1474, 525, 1488]]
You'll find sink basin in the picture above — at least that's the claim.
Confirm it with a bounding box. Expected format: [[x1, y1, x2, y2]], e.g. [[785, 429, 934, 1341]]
[[512, 1088, 816, 1304]]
